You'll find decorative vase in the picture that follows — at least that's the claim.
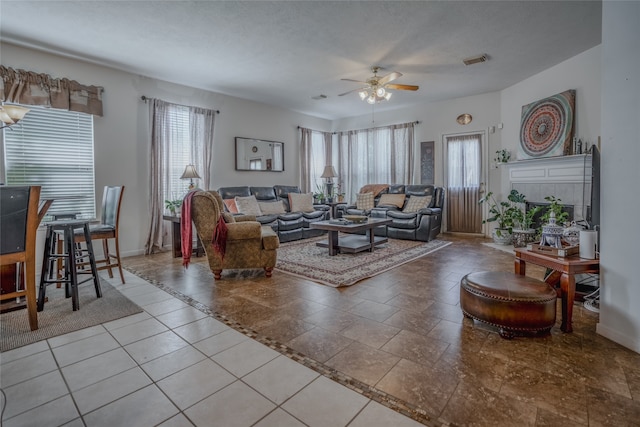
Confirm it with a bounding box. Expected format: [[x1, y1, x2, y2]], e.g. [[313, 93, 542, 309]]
[[492, 228, 513, 245], [512, 229, 536, 248]]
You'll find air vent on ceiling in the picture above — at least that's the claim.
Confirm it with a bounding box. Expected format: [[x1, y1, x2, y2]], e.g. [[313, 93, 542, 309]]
[[312, 94, 328, 100], [463, 54, 488, 66]]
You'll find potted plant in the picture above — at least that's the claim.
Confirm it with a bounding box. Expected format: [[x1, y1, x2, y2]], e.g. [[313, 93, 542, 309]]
[[508, 190, 543, 247], [313, 185, 326, 204], [494, 149, 511, 164], [540, 195, 569, 226], [478, 190, 519, 244], [165, 199, 182, 216]]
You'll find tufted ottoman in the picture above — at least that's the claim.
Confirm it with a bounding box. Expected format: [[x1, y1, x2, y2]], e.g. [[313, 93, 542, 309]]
[[460, 271, 557, 339]]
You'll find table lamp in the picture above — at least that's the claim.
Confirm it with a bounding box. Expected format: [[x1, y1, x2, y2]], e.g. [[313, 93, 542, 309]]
[[180, 164, 200, 190], [320, 165, 338, 199]]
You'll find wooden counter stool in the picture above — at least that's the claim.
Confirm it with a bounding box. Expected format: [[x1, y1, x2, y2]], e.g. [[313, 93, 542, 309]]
[[38, 219, 102, 311], [460, 271, 557, 339]]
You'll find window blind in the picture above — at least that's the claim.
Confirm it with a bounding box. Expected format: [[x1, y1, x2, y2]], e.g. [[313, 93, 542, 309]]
[[3, 105, 96, 220], [163, 104, 192, 201]]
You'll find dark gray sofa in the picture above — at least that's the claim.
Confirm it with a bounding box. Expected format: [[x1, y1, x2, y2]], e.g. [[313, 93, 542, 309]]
[[338, 184, 444, 241], [218, 185, 329, 243]]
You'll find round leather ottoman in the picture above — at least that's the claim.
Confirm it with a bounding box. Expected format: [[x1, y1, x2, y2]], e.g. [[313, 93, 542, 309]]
[[460, 271, 557, 339]]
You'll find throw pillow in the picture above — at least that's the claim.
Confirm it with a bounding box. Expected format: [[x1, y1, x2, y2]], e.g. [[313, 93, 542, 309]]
[[223, 198, 238, 213], [288, 193, 315, 213], [356, 192, 375, 211], [403, 195, 433, 213], [259, 200, 286, 215], [378, 193, 406, 208], [235, 195, 262, 216]]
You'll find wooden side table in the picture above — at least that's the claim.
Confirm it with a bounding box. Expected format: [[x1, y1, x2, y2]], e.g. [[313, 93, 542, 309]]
[[163, 215, 204, 258], [514, 247, 600, 333]]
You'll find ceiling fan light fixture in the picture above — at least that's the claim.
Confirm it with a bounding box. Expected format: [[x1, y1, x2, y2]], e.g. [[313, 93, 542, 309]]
[[367, 94, 376, 105], [358, 90, 368, 100], [384, 92, 392, 101], [376, 87, 386, 97]]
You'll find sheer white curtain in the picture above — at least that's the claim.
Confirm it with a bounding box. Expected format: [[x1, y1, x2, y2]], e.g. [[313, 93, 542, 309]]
[[299, 127, 332, 193], [145, 99, 216, 254], [335, 122, 415, 202], [446, 133, 482, 233]]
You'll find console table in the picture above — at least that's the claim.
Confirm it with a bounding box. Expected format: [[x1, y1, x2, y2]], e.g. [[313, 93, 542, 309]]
[[514, 247, 600, 333]]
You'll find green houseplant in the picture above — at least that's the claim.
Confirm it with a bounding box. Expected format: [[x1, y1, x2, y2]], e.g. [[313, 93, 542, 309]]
[[540, 195, 569, 226], [508, 190, 543, 247], [478, 190, 519, 244], [165, 199, 183, 216]]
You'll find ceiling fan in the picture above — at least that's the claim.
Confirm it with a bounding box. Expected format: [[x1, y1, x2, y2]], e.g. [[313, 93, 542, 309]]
[[339, 66, 419, 104]]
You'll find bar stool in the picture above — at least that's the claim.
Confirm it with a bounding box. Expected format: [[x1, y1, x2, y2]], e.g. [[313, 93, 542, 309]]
[[38, 219, 102, 311]]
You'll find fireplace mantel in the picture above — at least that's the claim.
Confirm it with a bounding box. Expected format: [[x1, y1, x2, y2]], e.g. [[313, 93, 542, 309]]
[[505, 154, 592, 183]]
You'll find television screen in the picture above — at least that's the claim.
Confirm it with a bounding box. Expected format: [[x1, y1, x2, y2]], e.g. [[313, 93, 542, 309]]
[[588, 145, 600, 230]]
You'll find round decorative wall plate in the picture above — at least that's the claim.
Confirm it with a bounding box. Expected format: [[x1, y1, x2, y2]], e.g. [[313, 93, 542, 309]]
[[252, 146, 258, 153], [519, 90, 575, 158], [456, 113, 472, 125]]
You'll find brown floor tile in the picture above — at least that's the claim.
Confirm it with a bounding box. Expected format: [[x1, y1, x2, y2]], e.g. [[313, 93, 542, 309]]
[[325, 342, 400, 386], [122, 234, 640, 426]]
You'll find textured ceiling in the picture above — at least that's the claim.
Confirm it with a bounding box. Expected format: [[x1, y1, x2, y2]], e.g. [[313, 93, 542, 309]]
[[1, 1, 602, 120]]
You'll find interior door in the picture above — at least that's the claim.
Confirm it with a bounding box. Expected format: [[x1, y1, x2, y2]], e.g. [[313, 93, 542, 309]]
[[444, 133, 485, 233]]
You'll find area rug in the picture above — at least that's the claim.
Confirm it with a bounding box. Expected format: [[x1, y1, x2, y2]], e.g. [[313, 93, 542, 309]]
[[276, 237, 451, 287], [0, 281, 143, 352]]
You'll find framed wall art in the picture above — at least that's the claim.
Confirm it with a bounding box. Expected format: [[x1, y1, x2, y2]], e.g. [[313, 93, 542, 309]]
[[519, 89, 576, 159], [420, 141, 435, 184]]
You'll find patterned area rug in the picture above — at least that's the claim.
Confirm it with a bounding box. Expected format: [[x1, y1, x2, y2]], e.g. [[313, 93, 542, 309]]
[[0, 281, 143, 352], [276, 237, 451, 287]]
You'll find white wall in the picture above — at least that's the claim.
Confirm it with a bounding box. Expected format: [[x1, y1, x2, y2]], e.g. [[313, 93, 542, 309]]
[[1, 43, 330, 257], [499, 46, 601, 200], [597, 1, 640, 353]]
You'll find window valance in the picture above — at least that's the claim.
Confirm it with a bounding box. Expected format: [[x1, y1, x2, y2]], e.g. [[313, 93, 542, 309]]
[[0, 65, 103, 116]]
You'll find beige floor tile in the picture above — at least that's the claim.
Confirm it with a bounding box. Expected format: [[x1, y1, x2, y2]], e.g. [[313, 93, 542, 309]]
[[140, 345, 207, 382], [349, 401, 425, 427], [61, 348, 137, 391], [108, 317, 169, 346], [242, 355, 319, 404], [82, 385, 179, 427], [3, 395, 79, 427], [0, 341, 49, 365], [2, 370, 69, 419], [192, 328, 248, 356], [0, 349, 58, 387], [52, 332, 121, 367], [281, 376, 369, 427], [172, 316, 230, 343], [124, 330, 189, 364], [72, 366, 151, 414], [48, 324, 107, 348], [157, 358, 235, 410], [154, 306, 209, 329], [143, 297, 190, 317], [252, 408, 306, 427], [211, 339, 280, 378], [185, 381, 276, 427]]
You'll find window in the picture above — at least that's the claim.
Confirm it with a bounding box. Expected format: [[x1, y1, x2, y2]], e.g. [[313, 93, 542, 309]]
[[161, 104, 192, 202], [2, 104, 96, 220]]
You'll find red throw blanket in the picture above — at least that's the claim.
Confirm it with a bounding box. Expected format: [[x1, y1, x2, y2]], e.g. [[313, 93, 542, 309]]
[[181, 191, 228, 268], [180, 191, 197, 268]]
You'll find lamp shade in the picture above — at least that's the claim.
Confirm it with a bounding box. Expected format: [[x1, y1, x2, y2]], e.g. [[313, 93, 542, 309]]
[[320, 165, 338, 179], [0, 105, 30, 125], [180, 164, 201, 180]]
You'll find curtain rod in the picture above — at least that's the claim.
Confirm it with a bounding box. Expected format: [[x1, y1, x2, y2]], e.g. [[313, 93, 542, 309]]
[[298, 121, 420, 130], [140, 95, 220, 114]]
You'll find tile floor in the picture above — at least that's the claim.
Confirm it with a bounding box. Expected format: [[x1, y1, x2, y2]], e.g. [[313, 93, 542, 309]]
[[0, 271, 423, 427], [3, 234, 640, 426]]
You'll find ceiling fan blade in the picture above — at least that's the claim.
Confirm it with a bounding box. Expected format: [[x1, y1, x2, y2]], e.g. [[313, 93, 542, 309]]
[[378, 71, 402, 86], [386, 83, 419, 91], [338, 87, 366, 97], [341, 78, 368, 84]]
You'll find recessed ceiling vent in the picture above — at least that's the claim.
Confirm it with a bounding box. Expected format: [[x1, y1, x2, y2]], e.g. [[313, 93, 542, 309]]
[[463, 54, 488, 66], [312, 94, 328, 100]]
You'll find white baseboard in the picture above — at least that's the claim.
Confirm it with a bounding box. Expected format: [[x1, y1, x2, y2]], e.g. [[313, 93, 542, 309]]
[[596, 322, 640, 354]]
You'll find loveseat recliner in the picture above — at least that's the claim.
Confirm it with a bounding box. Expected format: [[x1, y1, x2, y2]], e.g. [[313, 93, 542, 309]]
[[218, 185, 329, 243], [338, 184, 444, 241]]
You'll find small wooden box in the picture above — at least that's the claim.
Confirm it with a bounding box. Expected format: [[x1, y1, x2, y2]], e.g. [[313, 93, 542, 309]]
[[527, 243, 580, 257]]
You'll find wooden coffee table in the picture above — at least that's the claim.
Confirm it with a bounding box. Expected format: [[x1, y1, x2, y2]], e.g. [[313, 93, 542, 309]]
[[310, 218, 392, 256]]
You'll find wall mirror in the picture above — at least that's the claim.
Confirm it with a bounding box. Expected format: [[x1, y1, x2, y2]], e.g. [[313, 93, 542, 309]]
[[235, 137, 284, 171]]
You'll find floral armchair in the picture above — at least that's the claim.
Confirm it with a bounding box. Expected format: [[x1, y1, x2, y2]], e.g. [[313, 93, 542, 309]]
[[190, 190, 279, 279]]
